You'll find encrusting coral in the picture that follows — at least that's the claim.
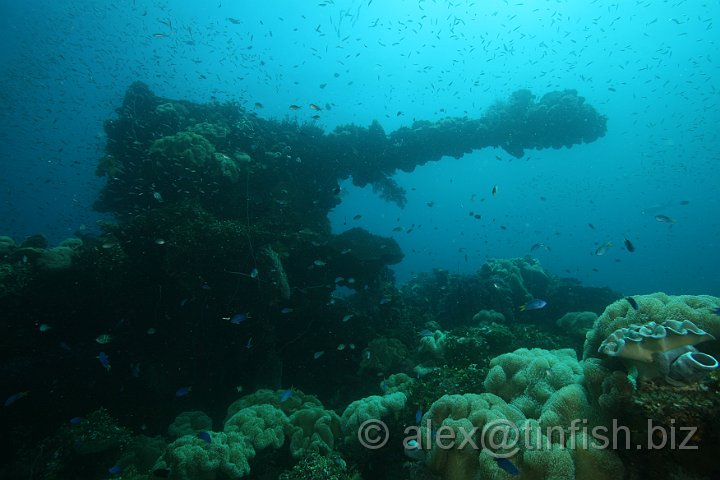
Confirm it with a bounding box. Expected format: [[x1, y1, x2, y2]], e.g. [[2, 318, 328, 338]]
[[583, 293, 720, 360], [597, 319, 718, 385]]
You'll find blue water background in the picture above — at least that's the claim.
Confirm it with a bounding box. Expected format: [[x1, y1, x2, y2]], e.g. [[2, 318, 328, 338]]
[[1, 0, 718, 295]]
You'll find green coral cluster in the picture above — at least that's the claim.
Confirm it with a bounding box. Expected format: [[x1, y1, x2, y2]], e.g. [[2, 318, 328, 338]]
[[153, 102, 189, 130], [481, 256, 551, 306], [420, 392, 525, 479], [149, 131, 216, 169], [340, 392, 407, 445], [27, 408, 133, 479], [556, 311, 597, 339], [419, 348, 624, 480], [483, 347, 584, 419], [0, 235, 84, 297], [155, 389, 341, 479], [188, 122, 230, 143], [96, 154, 124, 177], [168, 411, 213, 439], [359, 337, 409, 374], [147, 129, 244, 189], [472, 308, 506, 323]]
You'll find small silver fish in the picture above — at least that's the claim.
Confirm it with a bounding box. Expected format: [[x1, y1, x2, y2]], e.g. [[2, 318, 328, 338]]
[[95, 334, 113, 344], [655, 214, 676, 224], [594, 241, 613, 256], [530, 242, 551, 252]]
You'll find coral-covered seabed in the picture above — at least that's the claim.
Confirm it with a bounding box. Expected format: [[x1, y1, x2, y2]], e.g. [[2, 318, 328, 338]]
[[2, 85, 718, 479]]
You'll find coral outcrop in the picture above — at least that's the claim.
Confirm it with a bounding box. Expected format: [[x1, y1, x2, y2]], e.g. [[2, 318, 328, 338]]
[[155, 388, 341, 479], [583, 293, 720, 360]]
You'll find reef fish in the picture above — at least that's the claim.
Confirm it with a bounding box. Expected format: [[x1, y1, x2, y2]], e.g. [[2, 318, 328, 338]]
[[280, 388, 293, 402], [197, 431, 212, 444], [594, 241, 613, 256], [655, 214, 676, 224], [108, 465, 123, 475], [626, 297, 639, 310], [495, 457, 519, 476], [519, 299, 547, 311], [97, 352, 111, 372], [4, 391, 28, 407], [175, 386, 192, 397], [623, 238, 635, 253], [530, 243, 551, 252], [228, 313, 249, 324]]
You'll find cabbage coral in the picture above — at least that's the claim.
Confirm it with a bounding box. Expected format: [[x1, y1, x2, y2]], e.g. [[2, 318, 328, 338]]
[[583, 293, 720, 360]]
